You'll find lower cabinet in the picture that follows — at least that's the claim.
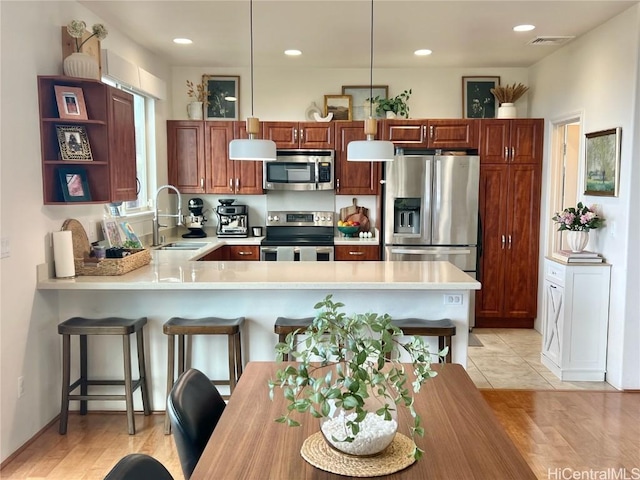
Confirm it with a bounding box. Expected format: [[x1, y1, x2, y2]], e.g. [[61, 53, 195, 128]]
[[335, 245, 380, 261], [540, 258, 611, 381], [199, 245, 259, 261]]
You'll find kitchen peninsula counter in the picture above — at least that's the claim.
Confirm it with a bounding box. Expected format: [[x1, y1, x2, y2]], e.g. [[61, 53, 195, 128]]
[[37, 248, 479, 410]]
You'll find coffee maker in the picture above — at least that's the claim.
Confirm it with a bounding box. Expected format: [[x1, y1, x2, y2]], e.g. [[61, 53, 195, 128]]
[[216, 199, 248, 237], [182, 198, 207, 238]]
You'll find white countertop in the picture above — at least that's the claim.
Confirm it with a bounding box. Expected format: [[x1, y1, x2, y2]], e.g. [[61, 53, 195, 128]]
[[37, 235, 479, 291]]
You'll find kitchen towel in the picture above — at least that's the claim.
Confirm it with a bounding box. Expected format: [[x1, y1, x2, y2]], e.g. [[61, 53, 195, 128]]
[[52, 230, 75, 278], [276, 247, 295, 261], [299, 247, 317, 262]]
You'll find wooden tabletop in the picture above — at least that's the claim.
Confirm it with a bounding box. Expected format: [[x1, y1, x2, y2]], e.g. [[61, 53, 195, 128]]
[[191, 362, 536, 480]]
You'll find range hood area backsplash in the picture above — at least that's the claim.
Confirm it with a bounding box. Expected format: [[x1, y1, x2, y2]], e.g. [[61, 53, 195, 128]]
[[182, 191, 377, 232]]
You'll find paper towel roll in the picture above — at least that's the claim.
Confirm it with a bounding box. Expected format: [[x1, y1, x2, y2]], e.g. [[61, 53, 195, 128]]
[[53, 230, 75, 278]]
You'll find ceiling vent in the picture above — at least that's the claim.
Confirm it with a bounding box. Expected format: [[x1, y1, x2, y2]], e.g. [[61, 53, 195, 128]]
[[527, 36, 575, 46]]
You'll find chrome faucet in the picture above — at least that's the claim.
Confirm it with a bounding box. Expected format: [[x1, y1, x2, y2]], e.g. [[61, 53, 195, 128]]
[[152, 185, 183, 246]]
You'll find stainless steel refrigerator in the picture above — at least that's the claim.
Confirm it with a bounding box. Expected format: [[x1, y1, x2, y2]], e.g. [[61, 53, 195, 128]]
[[383, 152, 480, 325]]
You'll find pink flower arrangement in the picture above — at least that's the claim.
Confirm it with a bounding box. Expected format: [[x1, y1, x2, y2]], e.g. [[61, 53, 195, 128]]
[[552, 202, 604, 232]]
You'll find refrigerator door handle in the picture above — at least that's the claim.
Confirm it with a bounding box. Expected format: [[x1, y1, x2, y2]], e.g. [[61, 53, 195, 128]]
[[390, 248, 472, 255]]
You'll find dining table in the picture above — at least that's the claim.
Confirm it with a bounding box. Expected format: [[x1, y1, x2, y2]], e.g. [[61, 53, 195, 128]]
[[190, 361, 536, 479]]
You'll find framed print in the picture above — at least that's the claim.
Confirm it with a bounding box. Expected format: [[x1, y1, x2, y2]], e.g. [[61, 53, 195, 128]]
[[56, 125, 92, 161], [462, 76, 500, 119], [57, 166, 91, 201], [584, 127, 621, 197], [324, 95, 352, 121], [101, 219, 123, 247], [341, 85, 388, 120], [54, 85, 88, 120], [203, 75, 239, 120]]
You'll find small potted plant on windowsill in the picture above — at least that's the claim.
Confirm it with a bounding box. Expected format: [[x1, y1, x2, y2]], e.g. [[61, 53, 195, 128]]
[[370, 89, 412, 118], [268, 294, 444, 462]]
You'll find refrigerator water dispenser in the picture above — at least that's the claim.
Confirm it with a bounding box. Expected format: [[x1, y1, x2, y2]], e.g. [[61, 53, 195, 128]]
[[394, 198, 421, 235]]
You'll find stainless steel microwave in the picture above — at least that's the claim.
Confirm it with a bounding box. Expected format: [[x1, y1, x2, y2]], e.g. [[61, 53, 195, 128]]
[[263, 150, 334, 191]]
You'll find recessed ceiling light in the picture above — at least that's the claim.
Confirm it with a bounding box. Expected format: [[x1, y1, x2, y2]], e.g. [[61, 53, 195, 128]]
[[414, 49, 432, 56], [284, 49, 302, 56], [513, 24, 535, 32], [173, 38, 193, 44]]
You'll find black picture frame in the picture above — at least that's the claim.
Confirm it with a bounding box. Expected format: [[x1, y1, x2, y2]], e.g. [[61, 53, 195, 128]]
[[56, 125, 93, 161], [57, 166, 91, 201], [202, 75, 239, 120], [584, 127, 621, 197], [462, 76, 500, 119]]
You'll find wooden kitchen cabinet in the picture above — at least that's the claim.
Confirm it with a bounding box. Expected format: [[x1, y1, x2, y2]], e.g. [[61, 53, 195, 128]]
[[199, 245, 259, 261], [479, 119, 544, 164], [335, 244, 380, 261], [382, 119, 480, 150], [38, 76, 137, 204], [475, 162, 542, 328], [334, 121, 382, 195], [540, 259, 611, 381], [167, 120, 206, 194], [262, 121, 334, 149]]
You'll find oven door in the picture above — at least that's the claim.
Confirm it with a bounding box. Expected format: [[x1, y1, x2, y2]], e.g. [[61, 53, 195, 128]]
[[260, 246, 334, 261]]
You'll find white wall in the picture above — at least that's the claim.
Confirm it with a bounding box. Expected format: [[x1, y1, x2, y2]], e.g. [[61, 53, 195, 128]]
[[0, 1, 170, 463], [529, 5, 640, 389]]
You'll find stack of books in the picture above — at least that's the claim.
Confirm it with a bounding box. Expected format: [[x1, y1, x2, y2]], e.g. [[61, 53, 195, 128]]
[[552, 250, 604, 263]]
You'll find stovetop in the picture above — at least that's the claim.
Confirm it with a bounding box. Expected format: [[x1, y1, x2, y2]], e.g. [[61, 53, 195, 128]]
[[262, 210, 335, 246]]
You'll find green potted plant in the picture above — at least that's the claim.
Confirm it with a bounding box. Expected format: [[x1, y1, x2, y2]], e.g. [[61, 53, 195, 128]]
[[370, 89, 412, 118], [268, 295, 444, 461]]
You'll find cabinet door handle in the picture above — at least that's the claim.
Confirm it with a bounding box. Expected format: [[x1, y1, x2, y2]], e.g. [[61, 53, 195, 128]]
[[200, 178, 204, 188], [549, 284, 557, 290], [238, 251, 253, 256], [235, 178, 239, 190], [429, 125, 434, 139], [501, 234, 506, 249], [300, 128, 304, 143], [349, 251, 365, 256], [511, 147, 515, 159], [336, 178, 340, 190], [505, 146, 509, 160], [229, 178, 233, 191], [508, 235, 512, 249], [294, 129, 298, 142]]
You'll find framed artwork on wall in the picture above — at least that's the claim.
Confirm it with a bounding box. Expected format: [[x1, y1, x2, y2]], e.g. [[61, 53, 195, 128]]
[[462, 76, 500, 119], [584, 127, 621, 197], [57, 166, 91, 202], [203, 75, 239, 120], [324, 95, 352, 121], [56, 125, 93, 161], [54, 85, 88, 120], [341, 85, 388, 120]]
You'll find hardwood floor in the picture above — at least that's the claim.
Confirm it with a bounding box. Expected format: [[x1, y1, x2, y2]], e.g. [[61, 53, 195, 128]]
[[2, 390, 638, 479]]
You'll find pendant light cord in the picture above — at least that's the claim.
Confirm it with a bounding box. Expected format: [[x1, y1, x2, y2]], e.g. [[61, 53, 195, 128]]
[[369, 0, 374, 118], [250, 0, 255, 117]]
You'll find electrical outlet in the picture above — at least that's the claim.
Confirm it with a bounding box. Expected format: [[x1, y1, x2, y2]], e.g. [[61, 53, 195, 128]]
[[18, 376, 24, 398], [444, 294, 462, 305]]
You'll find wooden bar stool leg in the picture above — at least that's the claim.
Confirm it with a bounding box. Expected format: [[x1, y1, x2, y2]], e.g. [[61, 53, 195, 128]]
[[164, 333, 175, 435], [136, 329, 151, 415], [122, 334, 135, 435], [177, 334, 185, 376], [228, 334, 236, 392], [443, 336, 452, 363], [59, 334, 71, 435], [79, 335, 88, 415], [235, 331, 243, 380]]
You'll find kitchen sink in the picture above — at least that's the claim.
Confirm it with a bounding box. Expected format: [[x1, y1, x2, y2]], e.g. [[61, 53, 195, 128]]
[[157, 242, 209, 250]]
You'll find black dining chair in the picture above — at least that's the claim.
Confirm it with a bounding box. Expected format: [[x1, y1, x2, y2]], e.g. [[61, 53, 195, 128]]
[[103, 453, 174, 480], [167, 368, 226, 479]]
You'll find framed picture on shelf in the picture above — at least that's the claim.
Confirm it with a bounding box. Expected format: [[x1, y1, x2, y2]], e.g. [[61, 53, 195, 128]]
[[101, 219, 123, 247], [324, 95, 352, 121], [341, 85, 388, 120], [584, 127, 621, 197], [57, 166, 91, 202], [462, 76, 500, 119], [56, 125, 93, 161], [54, 85, 88, 120], [203, 75, 239, 120]]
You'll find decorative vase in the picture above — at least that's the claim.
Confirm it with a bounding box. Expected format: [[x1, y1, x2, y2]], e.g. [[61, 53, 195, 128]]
[[187, 101, 204, 120], [319, 394, 398, 456], [386, 111, 397, 119], [497, 102, 517, 118], [566, 231, 589, 252], [63, 52, 99, 80]]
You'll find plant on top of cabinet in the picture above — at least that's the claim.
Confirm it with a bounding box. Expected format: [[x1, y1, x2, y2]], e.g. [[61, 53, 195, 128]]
[[372, 89, 411, 118]]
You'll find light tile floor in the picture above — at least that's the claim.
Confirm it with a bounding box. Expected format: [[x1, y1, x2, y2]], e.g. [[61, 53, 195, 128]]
[[467, 328, 617, 390]]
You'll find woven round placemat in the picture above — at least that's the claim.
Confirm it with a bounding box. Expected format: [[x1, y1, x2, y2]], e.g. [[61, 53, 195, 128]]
[[300, 432, 416, 477], [61, 218, 90, 259]]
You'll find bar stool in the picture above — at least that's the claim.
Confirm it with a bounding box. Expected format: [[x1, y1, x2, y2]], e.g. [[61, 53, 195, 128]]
[[392, 318, 456, 363], [274, 316, 314, 360], [58, 316, 151, 435], [163, 316, 244, 434]]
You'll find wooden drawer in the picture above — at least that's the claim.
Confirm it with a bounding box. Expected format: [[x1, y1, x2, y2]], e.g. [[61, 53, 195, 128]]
[[335, 245, 380, 261], [544, 259, 565, 287], [226, 245, 259, 261]]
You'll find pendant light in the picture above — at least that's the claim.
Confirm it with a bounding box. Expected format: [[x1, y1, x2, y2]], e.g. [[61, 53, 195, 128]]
[[229, 0, 277, 161], [347, 0, 394, 162]]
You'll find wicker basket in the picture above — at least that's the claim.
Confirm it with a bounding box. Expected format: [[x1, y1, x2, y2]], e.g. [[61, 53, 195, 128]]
[[62, 218, 151, 276]]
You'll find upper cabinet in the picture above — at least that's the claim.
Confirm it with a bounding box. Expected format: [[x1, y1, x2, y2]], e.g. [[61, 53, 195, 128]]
[[38, 76, 137, 204], [381, 119, 480, 150], [167, 121, 206, 194], [334, 121, 381, 195], [263, 121, 335, 149], [479, 119, 544, 164]]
